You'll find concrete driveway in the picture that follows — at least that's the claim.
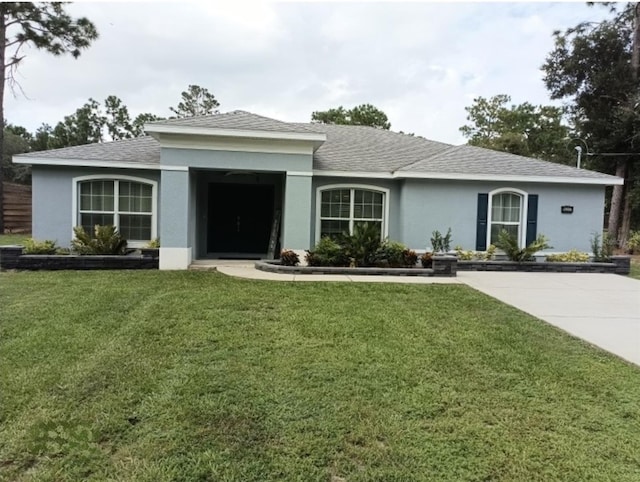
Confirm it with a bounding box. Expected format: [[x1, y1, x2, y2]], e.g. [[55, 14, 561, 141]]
[[458, 272, 640, 366]]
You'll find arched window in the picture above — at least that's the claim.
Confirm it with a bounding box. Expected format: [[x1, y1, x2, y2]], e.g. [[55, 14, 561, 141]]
[[317, 185, 388, 241], [75, 176, 157, 243], [488, 189, 526, 246]]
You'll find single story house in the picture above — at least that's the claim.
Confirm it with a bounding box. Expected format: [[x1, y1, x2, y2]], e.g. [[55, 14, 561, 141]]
[[15, 110, 622, 269]]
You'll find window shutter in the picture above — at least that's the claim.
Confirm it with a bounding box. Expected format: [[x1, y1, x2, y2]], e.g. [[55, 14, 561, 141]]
[[526, 194, 538, 246], [476, 193, 489, 251]]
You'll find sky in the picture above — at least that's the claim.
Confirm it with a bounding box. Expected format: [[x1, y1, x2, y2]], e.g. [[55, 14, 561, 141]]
[[4, 1, 612, 145]]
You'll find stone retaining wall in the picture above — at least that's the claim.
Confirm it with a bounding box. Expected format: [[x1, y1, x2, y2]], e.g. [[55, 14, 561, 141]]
[[457, 255, 630, 275], [0, 246, 159, 271]]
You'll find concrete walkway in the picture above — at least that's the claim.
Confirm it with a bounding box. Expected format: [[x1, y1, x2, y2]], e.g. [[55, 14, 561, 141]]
[[459, 272, 640, 366]]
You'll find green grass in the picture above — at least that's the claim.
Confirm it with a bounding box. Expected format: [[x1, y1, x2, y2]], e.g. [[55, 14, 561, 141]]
[[0, 233, 30, 246], [2, 271, 640, 481], [629, 258, 640, 280]]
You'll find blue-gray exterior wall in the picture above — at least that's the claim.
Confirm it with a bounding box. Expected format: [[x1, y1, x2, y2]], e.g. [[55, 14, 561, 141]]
[[399, 179, 605, 252], [160, 147, 313, 172], [31, 166, 160, 247]]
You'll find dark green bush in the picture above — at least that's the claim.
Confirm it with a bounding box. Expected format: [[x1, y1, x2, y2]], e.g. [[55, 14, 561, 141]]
[[71, 225, 128, 255], [340, 222, 382, 267], [403, 249, 418, 267], [23, 238, 58, 255], [591, 232, 614, 261], [374, 240, 408, 267], [280, 249, 300, 266], [305, 237, 349, 267], [495, 230, 552, 262]]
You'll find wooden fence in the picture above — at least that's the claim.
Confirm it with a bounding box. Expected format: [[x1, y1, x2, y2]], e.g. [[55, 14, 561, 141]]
[[3, 182, 31, 233]]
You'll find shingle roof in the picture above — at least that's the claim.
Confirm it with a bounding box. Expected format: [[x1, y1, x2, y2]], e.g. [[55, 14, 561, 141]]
[[147, 110, 318, 134], [19, 136, 160, 164], [294, 123, 452, 172], [398, 144, 615, 180], [16, 111, 621, 183]]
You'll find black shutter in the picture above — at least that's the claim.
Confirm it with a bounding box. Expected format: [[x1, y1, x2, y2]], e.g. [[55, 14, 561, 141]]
[[476, 193, 489, 251], [526, 194, 538, 246]]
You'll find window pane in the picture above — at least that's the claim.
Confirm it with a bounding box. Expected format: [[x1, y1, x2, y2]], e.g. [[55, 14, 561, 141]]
[[321, 189, 350, 219], [490, 223, 519, 244], [80, 213, 113, 235], [119, 181, 152, 213], [79, 181, 114, 212], [492, 193, 521, 223], [119, 214, 152, 240], [320, 219, 349, 240], [353, 220, 382, 238]]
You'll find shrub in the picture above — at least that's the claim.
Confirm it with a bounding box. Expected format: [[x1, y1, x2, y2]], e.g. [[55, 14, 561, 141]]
[[430, 228, 452, 253], [374, 240, 408, 267], [23, 238, 57, 255], [627, 230, 640, 254], [454, 245, 475, 260], [484, 244, 497, 261], [55, 247, 71, 255], [494, 230, 552, 262], [340, 222, 382, 267], [420, 252, 433, 268], [280, 249, 300, 266], [305, 237, 349, 267], [591, 232, 614, 262], [146, 238, 160, 248], [71, 225, 128, 255], [403, 249, 418, 267], [546, 250, 590, 263]]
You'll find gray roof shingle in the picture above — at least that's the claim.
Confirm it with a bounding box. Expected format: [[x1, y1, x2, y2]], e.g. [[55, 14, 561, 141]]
[[398, 144, 616, 180], [20, 136, 160, 164], [147, 110, 318, 134], [16, 111, 620, 182]]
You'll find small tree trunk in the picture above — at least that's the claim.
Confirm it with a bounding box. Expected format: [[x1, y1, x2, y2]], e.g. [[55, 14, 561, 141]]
[[620, 186, 633, 249], [0, 11, 5, 233], [608, 159, 627, 243]]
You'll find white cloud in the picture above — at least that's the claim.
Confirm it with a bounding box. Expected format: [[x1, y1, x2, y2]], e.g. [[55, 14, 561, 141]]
[[4, 2, 613, 144]]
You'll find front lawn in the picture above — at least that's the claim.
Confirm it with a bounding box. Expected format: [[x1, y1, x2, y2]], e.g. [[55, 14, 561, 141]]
[[0, 233, 30, 246], [1, 271, 640, 481]]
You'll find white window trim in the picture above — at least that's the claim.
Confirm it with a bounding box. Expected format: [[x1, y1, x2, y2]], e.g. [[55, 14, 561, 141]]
[[315, 184, 390, 243], [487, 187, 528, 249], [72, 174, 158, 248]]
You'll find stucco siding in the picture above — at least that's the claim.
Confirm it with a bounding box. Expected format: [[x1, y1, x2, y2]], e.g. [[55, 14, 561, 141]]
[[31, 166, 160, 247], [400, 179, 605, 252], [161, 147, 313, 172]]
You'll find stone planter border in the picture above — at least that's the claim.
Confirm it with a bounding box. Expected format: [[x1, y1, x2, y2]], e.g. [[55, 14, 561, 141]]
[[0, 245, 159, 271]]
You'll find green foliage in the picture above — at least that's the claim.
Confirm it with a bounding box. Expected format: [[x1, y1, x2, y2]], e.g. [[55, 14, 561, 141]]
[[71, 225, 127, 255], [169, 84, 220, 118], [374, 240, 408, 267], [279, 249, 300, 267], [420, 252, 433, 268], [431, 228, 452, 253], [305, 237, 349, 267], [311, 103, 391, 129], [146, 238, 161, 249], [2, 127, 31, 183], [590, 232, 614, 262], [627, 230, 640, 254], [454, 245, 475, 260], [23, 238, 57, 255], [484, 244, 497, 261], [403, 249, 418, 267], [546, 250, 591, 263], [495, 230, 552, 262], [459, 95, 571, 164], [340, 222, 383, 267]]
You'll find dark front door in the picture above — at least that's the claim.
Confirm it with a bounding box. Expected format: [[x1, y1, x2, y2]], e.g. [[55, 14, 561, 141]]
[[207, 183, 275, 254]]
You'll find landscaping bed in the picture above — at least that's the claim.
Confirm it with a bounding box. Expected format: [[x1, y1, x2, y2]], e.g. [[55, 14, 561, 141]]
[[458, 256, 630, 274], [0, 245, 158, 271]]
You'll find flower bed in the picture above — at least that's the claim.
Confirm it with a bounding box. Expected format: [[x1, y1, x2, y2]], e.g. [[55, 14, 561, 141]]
[[0, 246, 158, 271]]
